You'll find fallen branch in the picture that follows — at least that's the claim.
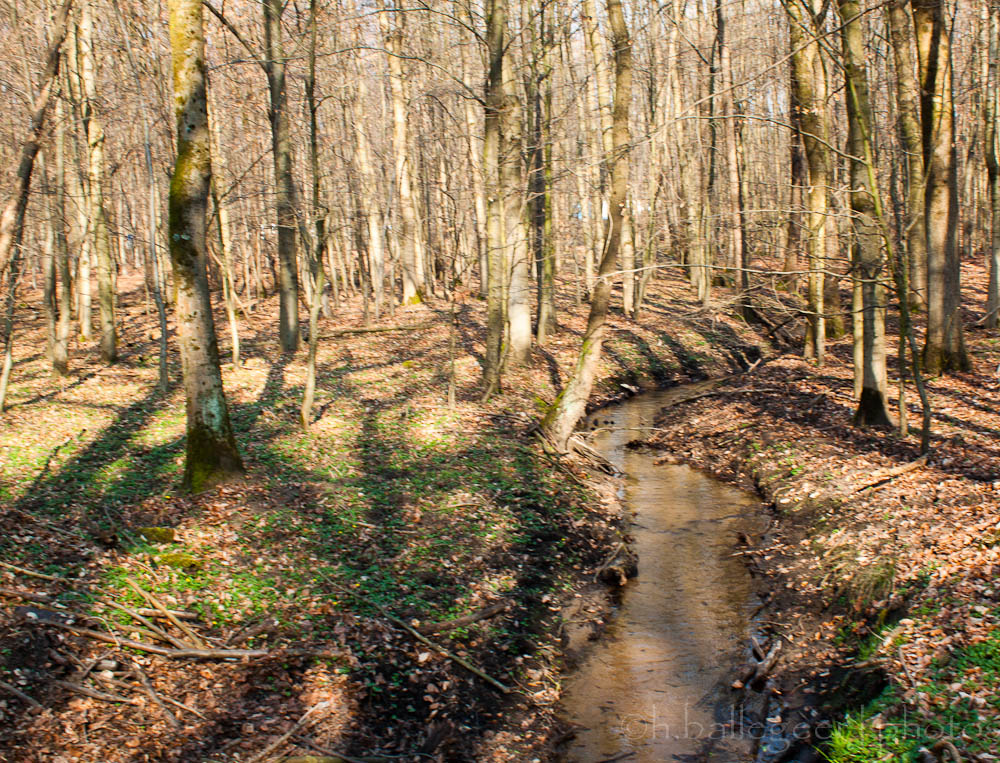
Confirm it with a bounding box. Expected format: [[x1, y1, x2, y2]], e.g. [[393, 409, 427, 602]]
[[91, 670, 207, 720], [416, 601, 508, 635], [132, 664, 180, 728], [53, 679, 139, 705], [27, 616, 267, 659], [322, 322, 433, 338], [0, 585, 56, 604], [657, 386, 786, 410], [0, 679, 42, 709], [126, 578, 206, 648], [852, 456, 928, 493], [327, 583, 511, 694], [593, 542, 626, 581], [0, 561, 62, 582], [291, 735, 380, 763], [247, 700, 332, 763], [100, 598, 188, 649]]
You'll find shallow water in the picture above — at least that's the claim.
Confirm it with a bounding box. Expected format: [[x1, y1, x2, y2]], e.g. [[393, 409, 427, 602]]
[[561, 386, 765, 762]]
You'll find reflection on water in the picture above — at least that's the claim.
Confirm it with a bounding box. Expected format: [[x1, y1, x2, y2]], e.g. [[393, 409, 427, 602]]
[[561, 387, 763, 762]]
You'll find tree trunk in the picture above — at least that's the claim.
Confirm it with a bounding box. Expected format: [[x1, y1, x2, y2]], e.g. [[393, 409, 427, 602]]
[[0, 0, 71, 411], [541, 0, 631, 451], [52, 98, 72, 377], [887, 0, 929, 311], [985, 0, 1000, 328], [264, 0, 300, 352], [503, 44, 532, 367], [380, 5, 425, 305], [914, 0, 969, 373], [839, 0, 894, 428], [481, 0, 505, 398], [354, 61, 385, 320], [209, 108, 240, 369], [167, 0, 244, 491], [784, 0, 829, 365], [80, 0, 116, 363], [582, 0, 635, 317]]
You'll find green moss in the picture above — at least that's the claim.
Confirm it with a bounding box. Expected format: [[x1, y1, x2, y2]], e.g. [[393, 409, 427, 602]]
[[138, 527, 175, 543], [159, 552, 203, 571]]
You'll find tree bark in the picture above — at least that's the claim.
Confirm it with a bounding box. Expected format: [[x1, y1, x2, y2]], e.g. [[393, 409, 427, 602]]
[[985, 0, 1000, 328], [80, 0, 116, 363], [263, 0, 300, 352], [380, 5, 425, 306], [914, 0, 969, 373], [784, 0, 829, 365], [541, 0, 631, 451], [838, 0, 894, 428], [0, 0, 72, 411], [581, 0, 636, 317], [167, 0, 244, 491], [481, 0, 505, 398], [503, 39, 532, 367], [887, 0, 929, 311]]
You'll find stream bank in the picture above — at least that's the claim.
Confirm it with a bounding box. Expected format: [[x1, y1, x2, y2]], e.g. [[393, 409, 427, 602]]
[[642, 353, 1000, 762]]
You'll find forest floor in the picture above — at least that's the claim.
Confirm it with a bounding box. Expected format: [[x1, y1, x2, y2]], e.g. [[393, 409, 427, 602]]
[[646, 261, 1000, 761], [0, 268, 770, 762]]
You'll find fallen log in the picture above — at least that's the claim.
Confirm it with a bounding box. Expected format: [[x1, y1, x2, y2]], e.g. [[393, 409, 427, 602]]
[[322, 322, 433, 338]]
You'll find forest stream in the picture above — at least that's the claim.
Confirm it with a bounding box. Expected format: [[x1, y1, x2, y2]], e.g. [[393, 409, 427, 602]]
[[561, 386, 768, 762]]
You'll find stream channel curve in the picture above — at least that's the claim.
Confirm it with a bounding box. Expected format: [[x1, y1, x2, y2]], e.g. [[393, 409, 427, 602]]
[[559, 384, 774, 762]]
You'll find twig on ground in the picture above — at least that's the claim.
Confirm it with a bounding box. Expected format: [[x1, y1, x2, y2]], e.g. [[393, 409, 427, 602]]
[[323, 322, 433, 337], [26, 615, 268, 659], [132, 663, 180, 727], [291, 734, 383, 763], [594, 752, 636, 763], [415, 601, 508, 635], [851, 456, 928, 493], [126, 578, 206, 648], [326, 583, 512, 694], [0, 561, 62, 581], [0, 585, 57, 604], [0, 679, 42, 709], [593, 542, 626, 581], [88, 670, 208, 720], [53, 679, 139, 705], [246, 700, 332, 763], [100, 598, 188, 649]]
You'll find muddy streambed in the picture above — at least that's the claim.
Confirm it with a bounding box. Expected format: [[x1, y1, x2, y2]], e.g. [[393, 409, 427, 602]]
[[560, 386, 768, 762]]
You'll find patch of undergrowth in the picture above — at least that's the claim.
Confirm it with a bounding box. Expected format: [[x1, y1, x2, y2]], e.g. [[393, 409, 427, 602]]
[[825, 625, 1000, 761]]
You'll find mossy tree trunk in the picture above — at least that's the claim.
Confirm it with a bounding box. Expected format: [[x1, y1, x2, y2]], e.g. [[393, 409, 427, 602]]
[[541, 0, 631, 451], [838, 0, 894, 428], [167, 0, 244, 491]]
